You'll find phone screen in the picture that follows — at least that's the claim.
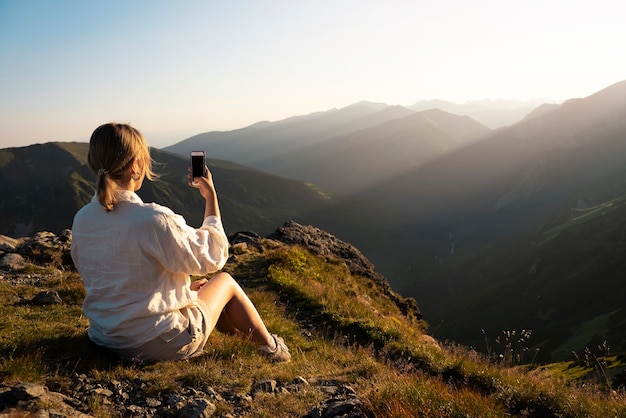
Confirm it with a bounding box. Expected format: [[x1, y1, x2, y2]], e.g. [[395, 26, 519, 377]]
[[191, 151, 206, 180]]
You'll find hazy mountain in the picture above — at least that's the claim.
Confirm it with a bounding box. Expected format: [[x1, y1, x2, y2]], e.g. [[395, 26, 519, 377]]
[[166, 104, 493, 193], [164, 98, 536, 169], [410, 98, 550, 128], [373, 80, 626, 360], [375, 80, 626, 223], [253, 108, 492, 192], [0, 143, 343, 238], [163, 102, 396, 165]]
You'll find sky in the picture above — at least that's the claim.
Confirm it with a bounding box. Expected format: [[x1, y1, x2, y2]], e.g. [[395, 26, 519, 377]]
[[1, 0, 625, 149]]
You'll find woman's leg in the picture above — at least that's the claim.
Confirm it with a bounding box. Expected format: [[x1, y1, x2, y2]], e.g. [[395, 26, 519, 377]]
[[196, 272, 273, 347]]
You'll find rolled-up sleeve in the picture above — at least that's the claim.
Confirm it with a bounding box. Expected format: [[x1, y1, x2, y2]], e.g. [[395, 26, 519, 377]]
[[146, 210, 230, 276], [199, 215, 230, 270]]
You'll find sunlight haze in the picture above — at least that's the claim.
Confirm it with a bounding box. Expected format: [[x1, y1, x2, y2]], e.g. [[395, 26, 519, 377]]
[[1, 0, 624, 148]]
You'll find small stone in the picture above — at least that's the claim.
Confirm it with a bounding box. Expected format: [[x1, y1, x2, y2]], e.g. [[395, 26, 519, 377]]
[[180, 398, 216, 418], [166, 393, 186, 410], [127, 405, 144, 414], [0, 234, 21, 251], [145, 397, 161, 407], [0, 253, 26, 270], [92, 388, 113, 397], [11, 382, 47, 400], [33, 290, 62, 305], [232, 242, 248, 255], [324, 398, 361, 416], [251, 379, 276, 394]]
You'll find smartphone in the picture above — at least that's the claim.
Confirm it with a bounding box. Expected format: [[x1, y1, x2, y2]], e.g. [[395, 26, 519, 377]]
[[190, 151, 206, 185]]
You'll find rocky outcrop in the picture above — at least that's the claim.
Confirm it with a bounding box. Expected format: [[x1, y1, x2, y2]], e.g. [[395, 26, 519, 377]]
[[266, 220, 422, 320], [0, 229, 73, 272]]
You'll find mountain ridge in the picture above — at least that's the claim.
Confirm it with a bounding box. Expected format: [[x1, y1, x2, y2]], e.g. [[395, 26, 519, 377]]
[[252, 108, 492, 192]]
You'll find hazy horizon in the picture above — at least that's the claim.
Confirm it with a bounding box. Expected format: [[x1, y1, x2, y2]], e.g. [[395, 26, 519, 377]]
[[1, 0, 625, 148]]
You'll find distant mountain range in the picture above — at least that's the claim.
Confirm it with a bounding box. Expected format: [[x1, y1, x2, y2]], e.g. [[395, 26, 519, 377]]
[[2, 80, 625, 362], [163, 100, 531, 192], [409, 98, 548, 128]]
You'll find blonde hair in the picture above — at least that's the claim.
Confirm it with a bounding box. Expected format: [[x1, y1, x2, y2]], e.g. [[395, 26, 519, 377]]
[[88, 123, 157, 211]]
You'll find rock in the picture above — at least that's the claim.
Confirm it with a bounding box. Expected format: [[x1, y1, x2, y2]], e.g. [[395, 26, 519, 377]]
[[0, 234, 24, 252], [179, 398, 216, 418], [10, 382, 47, 400], [0, 252, 26, 270], [251, 379, 277, 394], [304, 384, 370, 418], [16, 229, 74, 269], [33, 290, 63, 305], [230, 231, 262, 248], [231, 242, 248, 255], [145, 397, 161, 407], [0, 382, 92, 418], [91, 387, 113, 397], [325, 398, 362, 416]]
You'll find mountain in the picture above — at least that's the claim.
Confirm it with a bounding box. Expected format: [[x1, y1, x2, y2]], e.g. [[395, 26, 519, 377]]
[[163, 98, 536, 170], [0, 143, 342, 238], [372, 80, 626, 361], [163, 102, 396, 166], [253, 108, 492, 193], [375, 80, 626, 225], [166, 105, 493, 193], [410, 98, 549, 128]]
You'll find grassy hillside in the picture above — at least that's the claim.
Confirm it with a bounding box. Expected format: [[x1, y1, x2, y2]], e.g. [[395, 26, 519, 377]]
[[408, 188, 626, 362], [1, 231, 625, 417], [0, 142, 93, 237], [0, 143, 340, 238]]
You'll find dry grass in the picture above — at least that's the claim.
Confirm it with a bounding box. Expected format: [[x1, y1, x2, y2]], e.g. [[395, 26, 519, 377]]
[[1, 244, 625, 417]]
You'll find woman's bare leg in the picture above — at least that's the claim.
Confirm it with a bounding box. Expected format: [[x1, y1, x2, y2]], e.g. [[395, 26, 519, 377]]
[[197, 272, 274, 347]]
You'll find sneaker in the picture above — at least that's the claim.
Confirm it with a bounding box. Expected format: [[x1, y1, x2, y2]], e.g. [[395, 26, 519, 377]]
[[259, 334, 291, 362]]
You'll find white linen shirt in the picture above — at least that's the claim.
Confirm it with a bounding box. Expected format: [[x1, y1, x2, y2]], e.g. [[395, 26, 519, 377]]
[[71, 190, 229, 349]]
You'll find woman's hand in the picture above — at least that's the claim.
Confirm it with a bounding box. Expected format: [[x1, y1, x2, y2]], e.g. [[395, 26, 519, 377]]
[[188, 166, 216, 199], [188, 166, 221, 218], [190, 278, 208, 291]]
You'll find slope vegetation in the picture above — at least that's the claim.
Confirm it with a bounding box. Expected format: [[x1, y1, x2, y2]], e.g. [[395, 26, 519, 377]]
[[0, 143, 339, 238], [1, 224, 625, 417]]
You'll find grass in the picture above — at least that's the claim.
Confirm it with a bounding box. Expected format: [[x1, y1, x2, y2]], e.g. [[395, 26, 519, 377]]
[[2, 243, 626, 417]]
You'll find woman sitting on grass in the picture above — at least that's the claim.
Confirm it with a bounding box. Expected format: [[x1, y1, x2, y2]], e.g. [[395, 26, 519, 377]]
[[70, 122, 290, 363]]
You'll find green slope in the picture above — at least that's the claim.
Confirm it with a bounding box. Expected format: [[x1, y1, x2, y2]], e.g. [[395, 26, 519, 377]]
[[0, 143, 337, 238]]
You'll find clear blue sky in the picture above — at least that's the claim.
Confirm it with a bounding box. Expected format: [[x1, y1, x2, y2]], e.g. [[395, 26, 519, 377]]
[[1, 0, 624, 148]]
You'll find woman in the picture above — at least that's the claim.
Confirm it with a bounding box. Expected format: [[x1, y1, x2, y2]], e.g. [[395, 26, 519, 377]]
[[71, 123, 290, 363]]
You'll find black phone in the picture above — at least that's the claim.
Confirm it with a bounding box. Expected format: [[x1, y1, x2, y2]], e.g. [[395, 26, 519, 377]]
[[190, 151, 206, 184]]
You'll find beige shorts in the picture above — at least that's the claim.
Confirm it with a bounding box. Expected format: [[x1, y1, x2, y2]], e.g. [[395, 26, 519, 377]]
[[108, 300, 213, 363]]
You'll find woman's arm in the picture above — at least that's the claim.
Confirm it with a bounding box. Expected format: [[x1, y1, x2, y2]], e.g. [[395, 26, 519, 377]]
[[188, 166, 221, 219]]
